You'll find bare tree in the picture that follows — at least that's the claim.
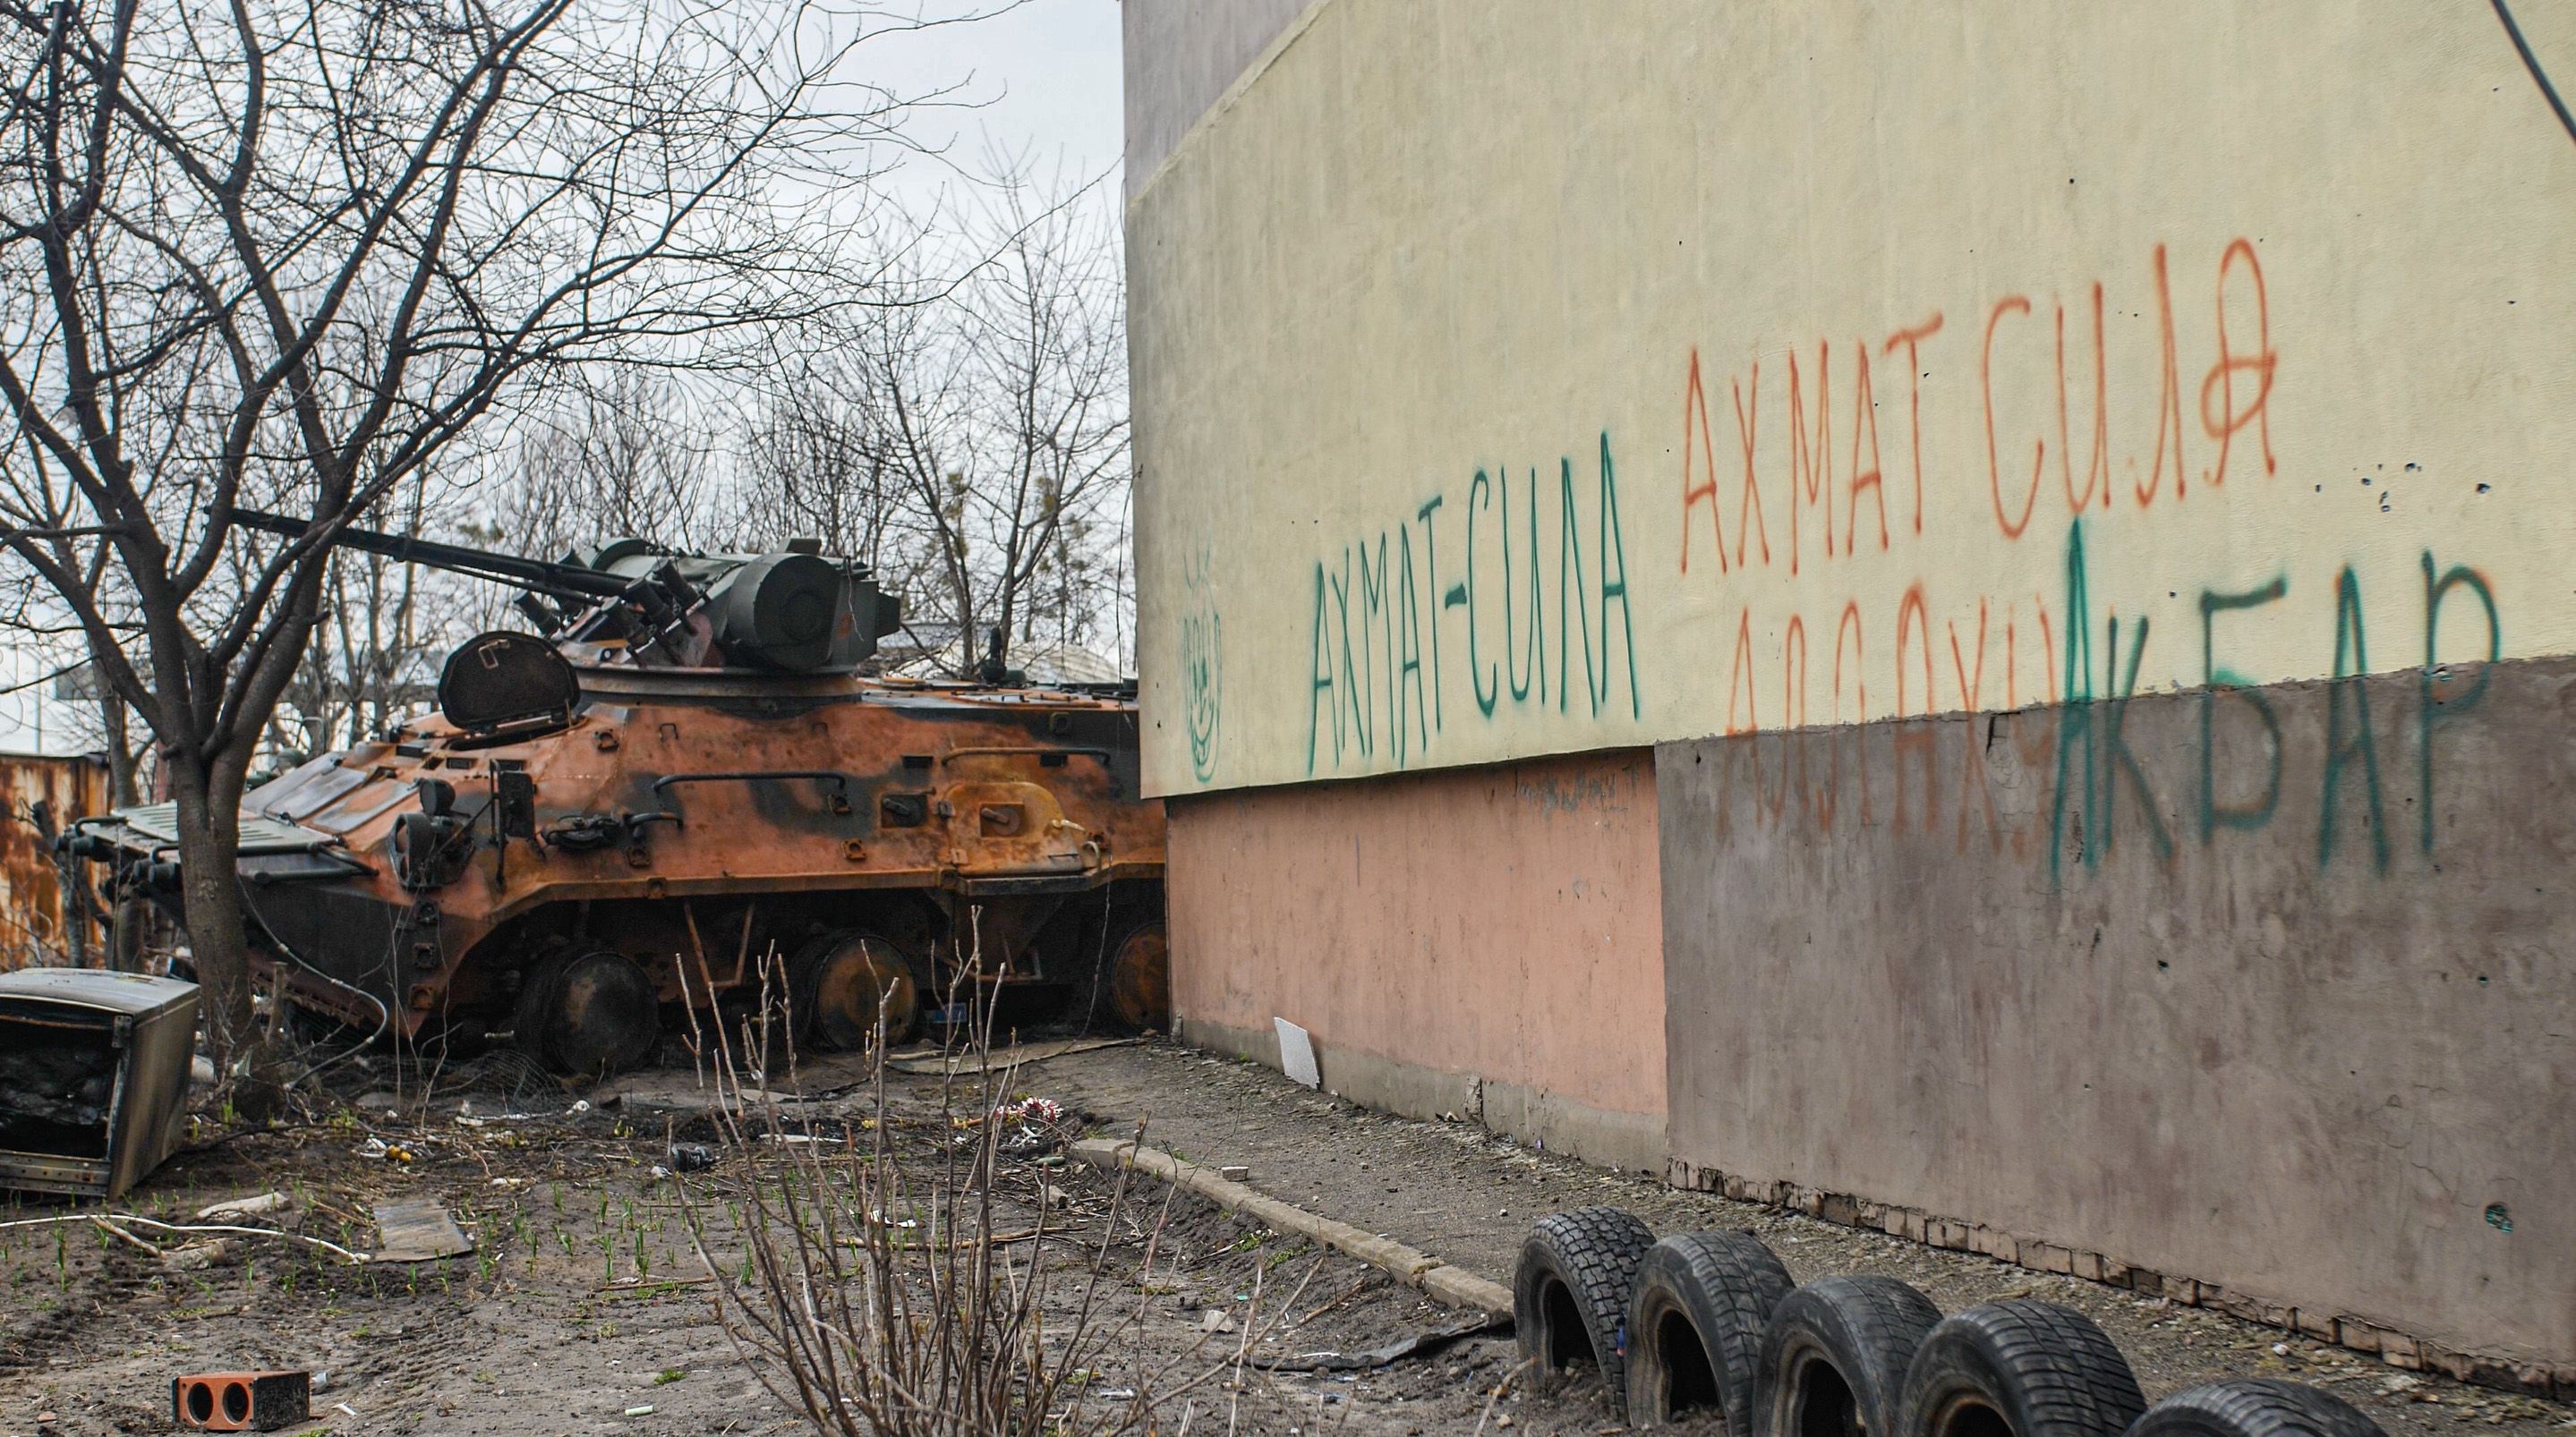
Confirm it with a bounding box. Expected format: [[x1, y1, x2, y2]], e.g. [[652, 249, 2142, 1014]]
[[864, 176, 1130, 675], [268, 485, 444, 765], [0, 0, 968, 1066], [0, 574, 145, 801], [734, 352, 893, 564], [484, 370, 721, 560]]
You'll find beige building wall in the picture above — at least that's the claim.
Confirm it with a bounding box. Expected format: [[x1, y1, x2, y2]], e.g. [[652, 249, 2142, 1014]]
[[1167, 750, 1667, 1171], [1132, 0, 2576, 797], [1127, 0, 2576, 1371]]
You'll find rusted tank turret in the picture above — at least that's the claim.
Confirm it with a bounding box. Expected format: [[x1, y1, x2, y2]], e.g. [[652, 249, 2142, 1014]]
[[71, 513, 1166, 1076]]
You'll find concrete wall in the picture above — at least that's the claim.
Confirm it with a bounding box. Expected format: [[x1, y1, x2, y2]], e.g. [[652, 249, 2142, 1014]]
[[1130, 0, 2576, 1372], [1659, 652, 2576, 1371], [1168, 749, 1667, 1170], [1130, 0, 2576, 798]]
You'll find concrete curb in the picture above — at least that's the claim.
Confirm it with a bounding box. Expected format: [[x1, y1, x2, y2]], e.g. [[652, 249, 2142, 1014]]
[[1067, 1137, 1515, 1318]]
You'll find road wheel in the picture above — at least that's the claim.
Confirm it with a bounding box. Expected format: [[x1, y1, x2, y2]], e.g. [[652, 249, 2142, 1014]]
[[790, 931, 922, 1050], [2124, 1380, 2384, 1437], [1756, 1275, 1943, 1437], [511, 951, 571, 1066], [1515, 1206, 1658, 1417], [1041, 885, 1169, 1033], [1104, 919, 1169, 1031], [1896, 1300, 2145, 1437], [1626, 1230, 1794, 1429], [516, 948, 658, 1077]]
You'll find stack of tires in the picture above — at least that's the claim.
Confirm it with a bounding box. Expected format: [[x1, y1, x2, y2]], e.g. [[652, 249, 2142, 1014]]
[[1515, 1208, 2386, 1437]]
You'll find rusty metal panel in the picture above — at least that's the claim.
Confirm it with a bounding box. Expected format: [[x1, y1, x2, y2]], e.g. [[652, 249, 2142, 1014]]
[[0, 753, 108, 972]]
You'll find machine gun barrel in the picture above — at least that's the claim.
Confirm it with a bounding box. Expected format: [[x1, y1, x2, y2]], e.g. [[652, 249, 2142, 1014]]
[[233, 509, 634, 604]]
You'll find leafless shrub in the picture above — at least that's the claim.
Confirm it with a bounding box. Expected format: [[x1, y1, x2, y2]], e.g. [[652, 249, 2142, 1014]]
[[677, 950, 1308, 1436]]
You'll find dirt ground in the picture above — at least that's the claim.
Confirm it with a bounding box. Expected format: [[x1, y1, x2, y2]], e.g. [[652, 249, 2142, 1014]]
[[0, 1036, 1515, 1437], [1, 1035, 2566, 1437], [1039, 1042, 2576, 1437]]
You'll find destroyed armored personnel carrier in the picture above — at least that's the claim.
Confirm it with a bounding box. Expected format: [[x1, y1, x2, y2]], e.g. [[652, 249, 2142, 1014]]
[[69, 514, 1167, 1075]]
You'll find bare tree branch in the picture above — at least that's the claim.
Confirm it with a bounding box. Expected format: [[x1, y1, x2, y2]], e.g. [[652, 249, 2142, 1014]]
[[0, 0, 974, 1062]]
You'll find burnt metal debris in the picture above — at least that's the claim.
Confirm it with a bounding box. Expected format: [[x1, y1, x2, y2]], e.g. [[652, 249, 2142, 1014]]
[[0, 967, 199, 1198], [69, 516, 1168, 1076]]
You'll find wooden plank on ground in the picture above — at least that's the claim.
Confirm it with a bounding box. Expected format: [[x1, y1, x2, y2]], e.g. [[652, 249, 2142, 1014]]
[[371, 1199, 473, 1263]]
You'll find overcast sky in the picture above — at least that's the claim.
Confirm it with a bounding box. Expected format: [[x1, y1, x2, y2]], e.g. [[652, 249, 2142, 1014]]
[[0, 0, 1127, 759], [875, 0, 1124, 206]]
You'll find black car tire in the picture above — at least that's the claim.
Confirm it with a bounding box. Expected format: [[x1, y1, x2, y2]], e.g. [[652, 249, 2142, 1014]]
[[1896, 1300, 2147, 1437], [2123, 1380, 2385, 1437], [1625, 1229, 1795, 1430], [1515, 1206, 1659, 1417], [1755, 1275, 1944, 1437]]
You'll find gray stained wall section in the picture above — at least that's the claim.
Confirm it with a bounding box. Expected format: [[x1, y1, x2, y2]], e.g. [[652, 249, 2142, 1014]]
[[1122, 0, 1312, 200], [1657, 656, 2576, 1373]]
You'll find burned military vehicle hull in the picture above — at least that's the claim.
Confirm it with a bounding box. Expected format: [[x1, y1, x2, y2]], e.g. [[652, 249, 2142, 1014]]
[[71, 514, 1167, 1075]]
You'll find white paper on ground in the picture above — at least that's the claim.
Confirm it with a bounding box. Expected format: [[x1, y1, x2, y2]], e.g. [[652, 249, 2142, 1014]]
[[1274, 1017, 1320, 1089]]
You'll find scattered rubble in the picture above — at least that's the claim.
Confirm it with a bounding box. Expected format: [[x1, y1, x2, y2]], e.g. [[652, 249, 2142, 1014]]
[[0, 1034, 2563, 1436], [169, 1370, 307, 1432], [192, 1193, 286, 1222]]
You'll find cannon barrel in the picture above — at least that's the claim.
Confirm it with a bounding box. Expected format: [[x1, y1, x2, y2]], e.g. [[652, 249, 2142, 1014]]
[[233, 508, 637, 605], [238, 507, 902, 673]]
